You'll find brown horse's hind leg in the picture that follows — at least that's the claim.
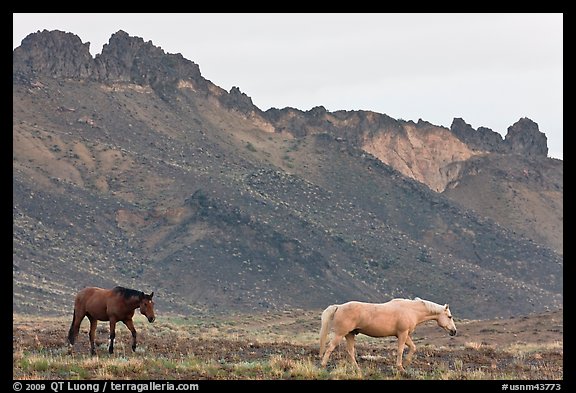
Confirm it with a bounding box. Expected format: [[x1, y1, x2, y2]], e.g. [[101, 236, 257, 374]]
[[124, 319, 137, 352], [403, 335, 417, 367], [345, 333, 361, 372], [321, 334, 344, 367], [68, 310, 84, 346], [87, 316, 98, 356]]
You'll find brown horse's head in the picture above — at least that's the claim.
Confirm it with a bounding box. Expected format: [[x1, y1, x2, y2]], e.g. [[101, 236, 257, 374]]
[[140, 292, 155, 323], [437, 304, 457, 336]]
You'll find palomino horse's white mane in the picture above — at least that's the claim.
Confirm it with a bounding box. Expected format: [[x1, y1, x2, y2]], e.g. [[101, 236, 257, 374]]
[[413, 297, 446, 314]]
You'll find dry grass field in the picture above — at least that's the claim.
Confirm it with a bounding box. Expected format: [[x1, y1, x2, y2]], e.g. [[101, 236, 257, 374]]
[[13, 308, 562, 380]]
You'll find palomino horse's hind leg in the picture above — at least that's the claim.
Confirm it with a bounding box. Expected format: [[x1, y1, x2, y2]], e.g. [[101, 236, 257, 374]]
[[403, 335, 417, 367], [321, 334, 344, 367], [87, 316, 98, 356], [345, 333, 362, 374]]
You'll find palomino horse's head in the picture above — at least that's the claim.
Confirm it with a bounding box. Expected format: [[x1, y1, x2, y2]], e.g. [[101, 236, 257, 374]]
[[437, 304, 457, 336], [139, 292, 156, 323]]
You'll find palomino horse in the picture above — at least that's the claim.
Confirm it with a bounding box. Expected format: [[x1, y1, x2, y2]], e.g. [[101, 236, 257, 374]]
[[67, 286, 155, 355], [319, 297, 457, 372]]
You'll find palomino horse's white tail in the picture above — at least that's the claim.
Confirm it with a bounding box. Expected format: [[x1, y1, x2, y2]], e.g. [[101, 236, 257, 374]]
[[319, 304, 338, 357]]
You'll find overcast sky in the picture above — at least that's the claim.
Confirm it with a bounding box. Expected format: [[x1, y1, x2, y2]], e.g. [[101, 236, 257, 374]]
[[13, 13, 563, 159]]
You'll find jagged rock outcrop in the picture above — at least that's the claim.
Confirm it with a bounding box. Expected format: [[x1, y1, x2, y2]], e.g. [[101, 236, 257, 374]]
[[504, 117, 548, 157], [450, 117, 506, 153], [13, 30, 94, 79], [14, 30, 219, 102], [264, 106, 402, 142], [221, 86, 261, 116], [96, 30, 208, 97], [450, 117, 548, 158]]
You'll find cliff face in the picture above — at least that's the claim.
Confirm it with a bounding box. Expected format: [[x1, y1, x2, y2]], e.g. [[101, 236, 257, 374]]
[[362, 120, 477, 192], [13, 30, 562, 318]]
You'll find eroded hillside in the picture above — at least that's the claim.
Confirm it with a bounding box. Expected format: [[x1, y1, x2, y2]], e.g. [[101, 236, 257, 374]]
[[13, 30, 562, 319]]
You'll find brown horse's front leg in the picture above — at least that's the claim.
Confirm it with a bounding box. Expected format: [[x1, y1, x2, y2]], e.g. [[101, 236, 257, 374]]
[[109, 319, 117, 354], [124, 319, 138, 352]]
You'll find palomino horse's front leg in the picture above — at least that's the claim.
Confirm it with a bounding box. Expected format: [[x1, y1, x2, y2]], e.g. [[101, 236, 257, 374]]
[[396, 331, 409, 372], [403, 335, 417, 367], [108, 319, 117, 354], [124, 319, 138, 352]]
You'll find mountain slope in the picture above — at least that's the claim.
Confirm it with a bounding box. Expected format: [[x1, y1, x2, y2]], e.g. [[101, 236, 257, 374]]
[[12, 30, 562, 319]]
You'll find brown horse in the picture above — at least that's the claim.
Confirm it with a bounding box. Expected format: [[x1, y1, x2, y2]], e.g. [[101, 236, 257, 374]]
[[67, 286, 155, 355], [319, 297, 457, 373]]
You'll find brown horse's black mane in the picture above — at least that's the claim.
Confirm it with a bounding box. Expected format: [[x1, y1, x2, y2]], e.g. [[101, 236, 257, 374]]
[[112, 286, 145, 300]]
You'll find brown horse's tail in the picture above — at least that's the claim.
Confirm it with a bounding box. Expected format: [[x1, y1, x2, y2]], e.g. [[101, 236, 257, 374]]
[[67, 309, 77, 345], [319, 304, 338, 357]]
